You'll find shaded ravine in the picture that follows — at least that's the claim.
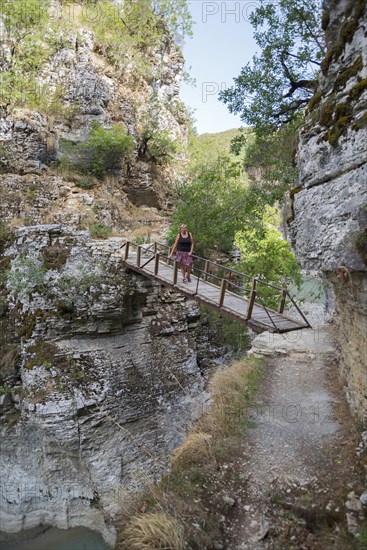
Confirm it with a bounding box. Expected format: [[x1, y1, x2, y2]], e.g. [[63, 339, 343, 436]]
[[223, 322, 355, 549]]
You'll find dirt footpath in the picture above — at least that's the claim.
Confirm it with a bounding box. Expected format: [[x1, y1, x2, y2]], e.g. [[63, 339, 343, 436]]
[[223, 323, 366, 550]]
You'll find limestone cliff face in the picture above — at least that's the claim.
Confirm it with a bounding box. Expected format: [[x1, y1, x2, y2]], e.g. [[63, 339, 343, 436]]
[[0, 2, 210, 545], [0, 0, 187, 237], [0, 225, 217, 544], [289, 0, 367, 420]]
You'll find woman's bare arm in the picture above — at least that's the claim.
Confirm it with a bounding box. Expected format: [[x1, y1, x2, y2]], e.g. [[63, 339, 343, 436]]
[[168, 234, 180, 258]]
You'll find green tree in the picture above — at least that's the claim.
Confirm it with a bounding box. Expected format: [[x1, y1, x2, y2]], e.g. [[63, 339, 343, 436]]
[[231, 116, 303, 202], [168, 156, 266, 256], [219, 0, 325, 128], [235, 219, 303, 309], [81, 0, 192, 75], [0, 0, 52, 111]]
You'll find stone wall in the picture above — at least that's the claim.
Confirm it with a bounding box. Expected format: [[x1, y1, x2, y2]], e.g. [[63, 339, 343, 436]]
[[289, 0, 367, 420]]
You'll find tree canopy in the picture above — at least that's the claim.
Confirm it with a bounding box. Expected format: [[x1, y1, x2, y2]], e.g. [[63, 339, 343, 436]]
[[167, 156, 266, 257], [219, 0, 325, 129]]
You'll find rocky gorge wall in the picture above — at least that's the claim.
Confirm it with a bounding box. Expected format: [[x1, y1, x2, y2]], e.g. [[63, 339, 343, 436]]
[[289, 0, 367, 421], [0, 0, 188, 239], [0, 1, 211, 545], [0, 225, 219, 545]]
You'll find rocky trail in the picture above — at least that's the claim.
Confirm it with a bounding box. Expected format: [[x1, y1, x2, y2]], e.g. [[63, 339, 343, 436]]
[[220, 314, 367, 549]]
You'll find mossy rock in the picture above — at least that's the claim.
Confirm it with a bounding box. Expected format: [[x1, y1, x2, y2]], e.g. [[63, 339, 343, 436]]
[[321, 9, 330, 31], [321, 48, 335, 75], [335, 102, 351, 119], [0, 344, 21, 382], [319, 101, 335, 127], [25, 338, 60, 370], [349, 78, 367, 101], [327, 116, 353, 146], [0, 222, 15, 256], [321, 0, 367, 75], [333, 55, 363, 92], [352, 112, 367, 131], [42, 243, 70, 270], [18, 314, 37, 340], [307, 92, 322, 112], [289, 186, 302, 199]]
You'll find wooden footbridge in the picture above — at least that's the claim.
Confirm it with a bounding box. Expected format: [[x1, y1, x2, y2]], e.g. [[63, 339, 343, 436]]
[[119, 241, 311, 334]]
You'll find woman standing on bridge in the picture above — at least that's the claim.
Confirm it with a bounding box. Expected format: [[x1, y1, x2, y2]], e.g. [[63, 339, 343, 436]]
[[168, 224, 194, 283]]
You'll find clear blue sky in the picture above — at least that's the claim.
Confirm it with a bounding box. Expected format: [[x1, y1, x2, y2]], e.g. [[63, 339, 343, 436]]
[[180, 1, 259, 135]]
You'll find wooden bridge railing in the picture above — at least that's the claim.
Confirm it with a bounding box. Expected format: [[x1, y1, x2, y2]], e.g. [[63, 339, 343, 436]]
[[119, 240, 311, 329]]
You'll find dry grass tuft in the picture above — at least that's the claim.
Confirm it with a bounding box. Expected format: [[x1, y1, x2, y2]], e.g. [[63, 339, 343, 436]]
[[171, 432, 214, 470], [118, 512, 185, 550], [115, 356, 263, 549], [198, 357, 260, 437]]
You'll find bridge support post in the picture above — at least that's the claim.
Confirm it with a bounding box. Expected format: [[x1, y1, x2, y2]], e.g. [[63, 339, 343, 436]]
[[124, 241, 130, 260], [278, 289, 287, 313], [246, 279, 257, 320], [219, 279, 227, 307], [137, 246, 141, 267], [154, 253, 160, 275], [173, 260, 178, 284], [204, 260, 209, 281]]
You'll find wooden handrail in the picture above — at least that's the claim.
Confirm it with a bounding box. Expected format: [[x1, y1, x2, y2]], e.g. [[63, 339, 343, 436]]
[[136, 246, 141, 267], [256, 293, 279, 331], [285, 290, 312, 328]]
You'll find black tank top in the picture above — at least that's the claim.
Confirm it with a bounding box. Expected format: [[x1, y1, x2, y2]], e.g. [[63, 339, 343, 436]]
[[177, 233, 191, 252]]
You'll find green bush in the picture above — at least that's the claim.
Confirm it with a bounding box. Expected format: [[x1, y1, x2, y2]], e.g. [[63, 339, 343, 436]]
[[60, 123, 134, 178], [140, 128, 179, 163], [89, 224, 112, 239], [81, 0, 192, 77], [235, 220, 303, 309], [7, 256, 47, 300], [75, 177, 97, 190], [57, 265, 103, 310]]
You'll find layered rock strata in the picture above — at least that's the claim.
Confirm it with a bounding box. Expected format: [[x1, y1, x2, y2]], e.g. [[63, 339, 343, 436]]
[[0, 225, 215, 544], [289, 0, 367, 420]]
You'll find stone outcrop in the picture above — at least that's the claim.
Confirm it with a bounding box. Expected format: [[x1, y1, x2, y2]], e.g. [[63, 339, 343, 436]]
[[0, 225, 216, 545], [0, 0, 187, 232], [0, 3, 196, 543], [289, 0, 367, 420]]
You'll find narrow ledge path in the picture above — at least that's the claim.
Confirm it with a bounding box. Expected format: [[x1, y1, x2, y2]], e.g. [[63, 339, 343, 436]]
[[223, 322, 359, 550]]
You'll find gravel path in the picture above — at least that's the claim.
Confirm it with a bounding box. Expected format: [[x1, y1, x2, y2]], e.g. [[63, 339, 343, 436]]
[[225, 321, 341, 549]]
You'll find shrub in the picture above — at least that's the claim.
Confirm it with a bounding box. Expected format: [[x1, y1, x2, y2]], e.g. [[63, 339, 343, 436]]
[[7, 256, 47, 300], [0, 221, 14, 255], [75, 177, 97, 190], [198, 357, 262, 438], [60, 123, 134, 178], [140, 128, 179, 163], [89, 224, 112, 239], [57, 265, 103, 310]]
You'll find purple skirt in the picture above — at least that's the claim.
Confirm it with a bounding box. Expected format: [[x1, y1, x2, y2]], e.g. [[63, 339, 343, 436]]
[[176, 251, 193, 267]]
